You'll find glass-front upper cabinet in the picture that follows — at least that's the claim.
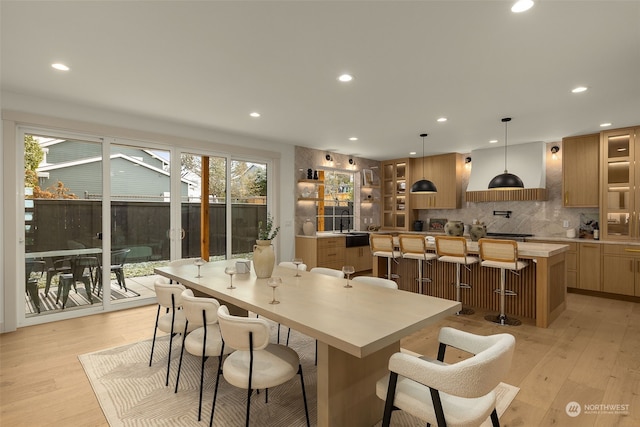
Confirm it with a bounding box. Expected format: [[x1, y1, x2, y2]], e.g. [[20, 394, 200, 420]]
[[381, 159, 408, 230], [600, 127, 639, 240]]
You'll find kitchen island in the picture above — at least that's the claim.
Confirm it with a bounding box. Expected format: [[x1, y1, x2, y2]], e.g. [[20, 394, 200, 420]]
[[372, 238, 569, 328]]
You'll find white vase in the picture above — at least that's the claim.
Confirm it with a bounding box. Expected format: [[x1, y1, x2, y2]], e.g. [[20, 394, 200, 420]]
[[303, 219, 315, 236], [253, 240, 275, 278]]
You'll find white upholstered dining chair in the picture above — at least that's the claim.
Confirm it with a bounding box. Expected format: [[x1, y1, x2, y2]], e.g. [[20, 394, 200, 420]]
[[150, 279, 195, 387], [309, 266, 345, 278], [175, 289, 232, 421], [211, 305, 311, 427], [352, 275, 398, 289], [376, 327, 515, 427], [279, 261, 308, 272]]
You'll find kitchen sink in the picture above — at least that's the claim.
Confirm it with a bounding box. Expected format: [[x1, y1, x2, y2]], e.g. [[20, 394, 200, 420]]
[[344, 232, 370, 247], [485, 232, 533, 242]]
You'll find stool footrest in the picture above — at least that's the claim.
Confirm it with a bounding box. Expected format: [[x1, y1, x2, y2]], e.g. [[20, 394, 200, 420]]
[[493, 289, 517, 296]]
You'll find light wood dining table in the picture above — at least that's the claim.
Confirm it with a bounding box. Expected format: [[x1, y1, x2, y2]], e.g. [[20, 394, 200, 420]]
[[154, 260, 460, 427]]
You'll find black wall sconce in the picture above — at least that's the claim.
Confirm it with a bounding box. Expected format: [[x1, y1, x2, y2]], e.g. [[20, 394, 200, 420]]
[[465, 156, 472, 164], [325, 154, 333, 161], [348, 158, 355, 165], [551, 145, 560, 160]]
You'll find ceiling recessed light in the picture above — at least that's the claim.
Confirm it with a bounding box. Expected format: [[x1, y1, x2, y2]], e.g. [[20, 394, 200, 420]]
[[51, 63, 70, 71], [571, 86, 588, 93], [349, 137, 358, 141], [600, 122, 612, 127], [338, 74, 353, 82], [409, 151, 417, 156], [249, 112, 261, 118], [511, 0, 534, 13], [437, 117, 447, 123], [489, 139, 498, 144]]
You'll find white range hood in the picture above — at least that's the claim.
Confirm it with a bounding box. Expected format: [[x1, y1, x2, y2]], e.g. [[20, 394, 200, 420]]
[[467, 141, 546, 191]]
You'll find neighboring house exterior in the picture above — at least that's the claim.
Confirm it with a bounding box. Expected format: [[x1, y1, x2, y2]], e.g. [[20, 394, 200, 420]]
[[36, 140, 193, 199]]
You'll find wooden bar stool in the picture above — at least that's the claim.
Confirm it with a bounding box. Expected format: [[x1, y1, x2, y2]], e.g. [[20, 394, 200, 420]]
[[478, 238, 528, 326], [434, 236, 478, 314], [369, 234, 401, 282], [398, 234, 437, 294]]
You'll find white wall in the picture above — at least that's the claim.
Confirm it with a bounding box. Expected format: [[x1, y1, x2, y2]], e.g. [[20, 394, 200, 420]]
[[1, 91, 297, 332]]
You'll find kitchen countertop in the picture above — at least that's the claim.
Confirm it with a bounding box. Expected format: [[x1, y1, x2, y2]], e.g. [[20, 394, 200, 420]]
[[298, 232, 568, 257], [297, 231, 640, 247]]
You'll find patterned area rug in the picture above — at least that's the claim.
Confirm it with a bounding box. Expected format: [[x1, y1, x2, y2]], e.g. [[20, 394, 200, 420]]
[[79, 323, 518, 426]]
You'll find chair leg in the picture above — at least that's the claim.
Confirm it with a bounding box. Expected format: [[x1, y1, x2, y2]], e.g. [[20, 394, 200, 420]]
[[298, 365, 311, 427], [417, 259, 423, 294], [82, 277, 93, 303], [454, 264, 474, 315], [382, 372, 398, 427], [197, 326, 208, 421], [490, 408, 500, 426], [286, 328, 291, 346], [26, 280, 41, 314], [485, 268, 521, 326], [58, 276, 73, 309], [165, 312, 176, 386], [149, 305, 161, 366], [209, 345, 225, 427], [174, 322, 188, 394]]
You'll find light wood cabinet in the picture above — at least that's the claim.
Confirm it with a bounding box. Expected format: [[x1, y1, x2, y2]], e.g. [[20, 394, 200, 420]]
[[346, 246, 373, 272], [578, 242, 601, 291], [296, 236, 346, 270], [381, 159, 409, 230], [410, 153, 463, 209], [600, 127, 640, 240], [602, 244, 640, 296], [533, 239, 577, 289], [562, 134, 599, 207]]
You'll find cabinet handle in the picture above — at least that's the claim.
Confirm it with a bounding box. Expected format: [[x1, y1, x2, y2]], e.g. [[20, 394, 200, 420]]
[[583, 244, 598, 248], [564, 191, 569, 205], [624, 249, 640, 252]]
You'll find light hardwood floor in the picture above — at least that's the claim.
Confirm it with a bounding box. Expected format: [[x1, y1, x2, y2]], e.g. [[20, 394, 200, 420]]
[[0, 292, 638, 426]]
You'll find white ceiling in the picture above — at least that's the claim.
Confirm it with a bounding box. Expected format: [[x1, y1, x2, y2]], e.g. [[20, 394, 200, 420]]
[[2, 1, 639, 160]]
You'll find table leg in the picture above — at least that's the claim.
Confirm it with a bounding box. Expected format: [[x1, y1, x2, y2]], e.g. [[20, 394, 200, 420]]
[[316, 341, 399, 427]]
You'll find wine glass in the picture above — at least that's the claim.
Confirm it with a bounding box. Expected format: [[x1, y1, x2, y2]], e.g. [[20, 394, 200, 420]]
[[224, 266, 237, 289], [194, 258, 205, 278], [267, 276, 282, 304], [342, 265, 355, 288], [292, 258, 303, 277]]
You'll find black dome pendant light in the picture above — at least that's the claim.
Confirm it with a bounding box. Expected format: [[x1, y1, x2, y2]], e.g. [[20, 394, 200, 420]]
[[488, 117, 524, 190], [410, 133, 438, 194]]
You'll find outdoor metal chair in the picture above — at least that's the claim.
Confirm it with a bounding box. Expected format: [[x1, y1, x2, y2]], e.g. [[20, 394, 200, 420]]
[[110, 249, 131, 292], [44, 257, 72, 297], [25, 259, 46, 314]]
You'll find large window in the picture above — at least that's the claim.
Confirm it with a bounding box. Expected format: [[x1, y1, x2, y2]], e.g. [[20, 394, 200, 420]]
[[321, 170, 354, 232], [180, 153, 268, 260], [19, 128, 274, 326]]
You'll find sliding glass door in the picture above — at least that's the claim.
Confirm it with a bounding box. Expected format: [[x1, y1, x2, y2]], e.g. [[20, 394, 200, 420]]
[[109, 142, 172, 304], [18, 127, 274, 326], [23, 132, 103, 318]]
